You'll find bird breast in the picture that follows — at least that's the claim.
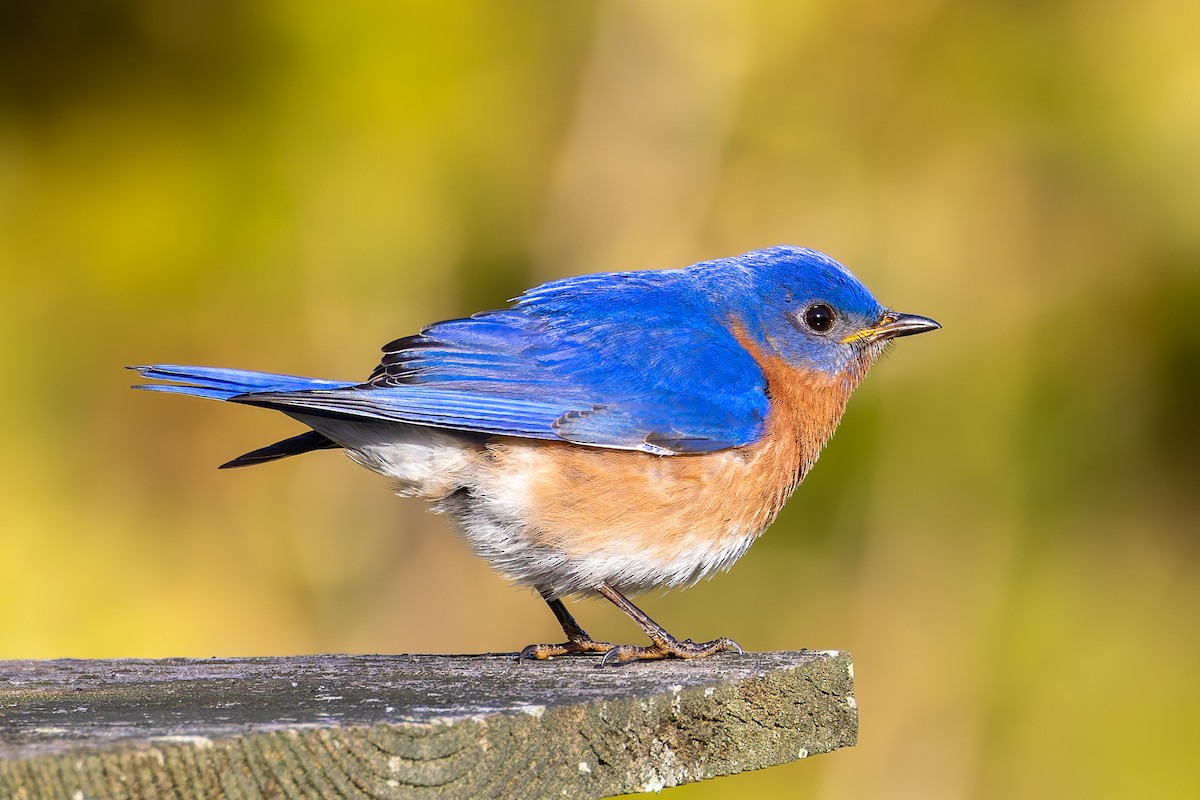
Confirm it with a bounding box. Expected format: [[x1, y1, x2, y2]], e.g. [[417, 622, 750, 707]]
[[453, 358, 859, 596]]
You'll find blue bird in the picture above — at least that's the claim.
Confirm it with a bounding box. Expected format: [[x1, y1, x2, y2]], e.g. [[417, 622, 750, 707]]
[[132, 246, 939, 664]]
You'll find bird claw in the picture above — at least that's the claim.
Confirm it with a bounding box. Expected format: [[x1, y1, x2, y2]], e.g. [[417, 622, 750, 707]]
[[598, 636, 742, 667], [517, 638, 616, 662]]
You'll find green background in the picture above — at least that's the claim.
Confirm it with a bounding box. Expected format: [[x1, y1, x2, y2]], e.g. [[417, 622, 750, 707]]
[[2, 2, 1198, 797]]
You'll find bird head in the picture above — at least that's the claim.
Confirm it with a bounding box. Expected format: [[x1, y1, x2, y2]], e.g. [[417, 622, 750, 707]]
[[693, 246, 940, 378]]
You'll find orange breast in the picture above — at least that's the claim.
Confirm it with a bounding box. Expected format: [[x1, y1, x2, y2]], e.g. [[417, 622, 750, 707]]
[[480, 346, 861, 579]]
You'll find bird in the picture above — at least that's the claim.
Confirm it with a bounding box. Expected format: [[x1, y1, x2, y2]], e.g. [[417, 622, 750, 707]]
[[131, 245, 939, 664]]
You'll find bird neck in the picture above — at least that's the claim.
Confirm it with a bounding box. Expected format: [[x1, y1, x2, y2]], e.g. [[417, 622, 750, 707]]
[[730, 322, 873, 490]]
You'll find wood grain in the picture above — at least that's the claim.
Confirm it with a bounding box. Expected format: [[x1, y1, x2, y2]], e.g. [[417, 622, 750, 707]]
[[0, 650, 856, 799]]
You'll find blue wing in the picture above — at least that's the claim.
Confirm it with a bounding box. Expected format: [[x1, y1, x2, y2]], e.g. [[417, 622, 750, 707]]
[[365, 269, 770, 452], [133, 268, 770, 455]]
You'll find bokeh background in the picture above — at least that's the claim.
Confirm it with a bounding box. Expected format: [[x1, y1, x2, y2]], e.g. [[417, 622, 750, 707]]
[[2, 1, 1198, 797]]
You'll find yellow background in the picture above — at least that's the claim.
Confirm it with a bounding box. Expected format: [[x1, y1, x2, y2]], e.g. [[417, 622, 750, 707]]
[[2, 2, 1198, 797]]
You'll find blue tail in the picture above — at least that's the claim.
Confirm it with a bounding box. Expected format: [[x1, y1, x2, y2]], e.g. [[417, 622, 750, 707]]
[[130, 365, 358, 469], [129, 365, 356, 401]]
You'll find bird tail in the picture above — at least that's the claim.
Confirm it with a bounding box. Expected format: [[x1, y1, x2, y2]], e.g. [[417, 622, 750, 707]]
[[129, 364, 358, 468], [218, 430, 341, 469], [128, 364, 356, 400]]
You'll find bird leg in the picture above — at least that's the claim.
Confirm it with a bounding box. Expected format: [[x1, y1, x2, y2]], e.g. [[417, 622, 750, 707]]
[[518, 593, 616, 660], [596, 583, 742, 666]]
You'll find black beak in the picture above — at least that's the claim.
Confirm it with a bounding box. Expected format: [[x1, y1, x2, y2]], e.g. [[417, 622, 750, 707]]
[[875, 311, 941, 340], [844, 311, 941, 344]]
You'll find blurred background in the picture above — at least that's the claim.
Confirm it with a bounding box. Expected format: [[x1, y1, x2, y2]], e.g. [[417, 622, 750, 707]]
[[2, 1, 1198, 797]]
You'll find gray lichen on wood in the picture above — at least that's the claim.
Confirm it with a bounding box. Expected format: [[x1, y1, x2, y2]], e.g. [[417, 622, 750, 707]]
[[0, 650, 856, 799]]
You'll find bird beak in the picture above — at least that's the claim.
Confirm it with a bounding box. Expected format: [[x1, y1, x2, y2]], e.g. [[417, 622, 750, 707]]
[[841, 311, 941, 345]]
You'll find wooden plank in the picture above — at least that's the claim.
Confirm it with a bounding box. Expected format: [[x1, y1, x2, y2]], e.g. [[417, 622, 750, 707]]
[[0, 651, 856, 799]]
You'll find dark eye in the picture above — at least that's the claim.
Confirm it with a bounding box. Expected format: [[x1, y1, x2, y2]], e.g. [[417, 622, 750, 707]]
[[803, 303, 836, 333]]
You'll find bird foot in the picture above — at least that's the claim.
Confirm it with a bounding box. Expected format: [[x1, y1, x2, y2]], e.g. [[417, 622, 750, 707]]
[[599, 635, 743, 666], [518, 637, 616, 661]]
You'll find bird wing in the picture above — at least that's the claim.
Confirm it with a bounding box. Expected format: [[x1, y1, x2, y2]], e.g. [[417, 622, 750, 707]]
[[160, 271, 771, 455]]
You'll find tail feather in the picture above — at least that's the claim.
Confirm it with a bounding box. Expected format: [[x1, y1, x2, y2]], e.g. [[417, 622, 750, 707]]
[[129, 365, 354, 400], [130, 364, 357, 469], [219, 431, 341, 469]]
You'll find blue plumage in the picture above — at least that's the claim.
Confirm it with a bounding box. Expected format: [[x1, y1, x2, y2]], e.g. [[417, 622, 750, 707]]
[[131, 246, 909, 455], [366, 265, 771, 452], [237, 386, 579, 440], [132, 365, 354, 400]]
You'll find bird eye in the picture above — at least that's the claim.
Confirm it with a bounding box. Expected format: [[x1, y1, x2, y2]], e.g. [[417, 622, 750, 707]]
[[803, 303, 836, 333]]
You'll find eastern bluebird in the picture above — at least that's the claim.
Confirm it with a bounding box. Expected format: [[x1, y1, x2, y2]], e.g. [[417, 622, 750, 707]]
[[132, 246, 939, 664]]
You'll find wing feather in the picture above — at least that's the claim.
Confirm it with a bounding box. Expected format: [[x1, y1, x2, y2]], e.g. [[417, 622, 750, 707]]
[[136, 268, 771, 455]]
